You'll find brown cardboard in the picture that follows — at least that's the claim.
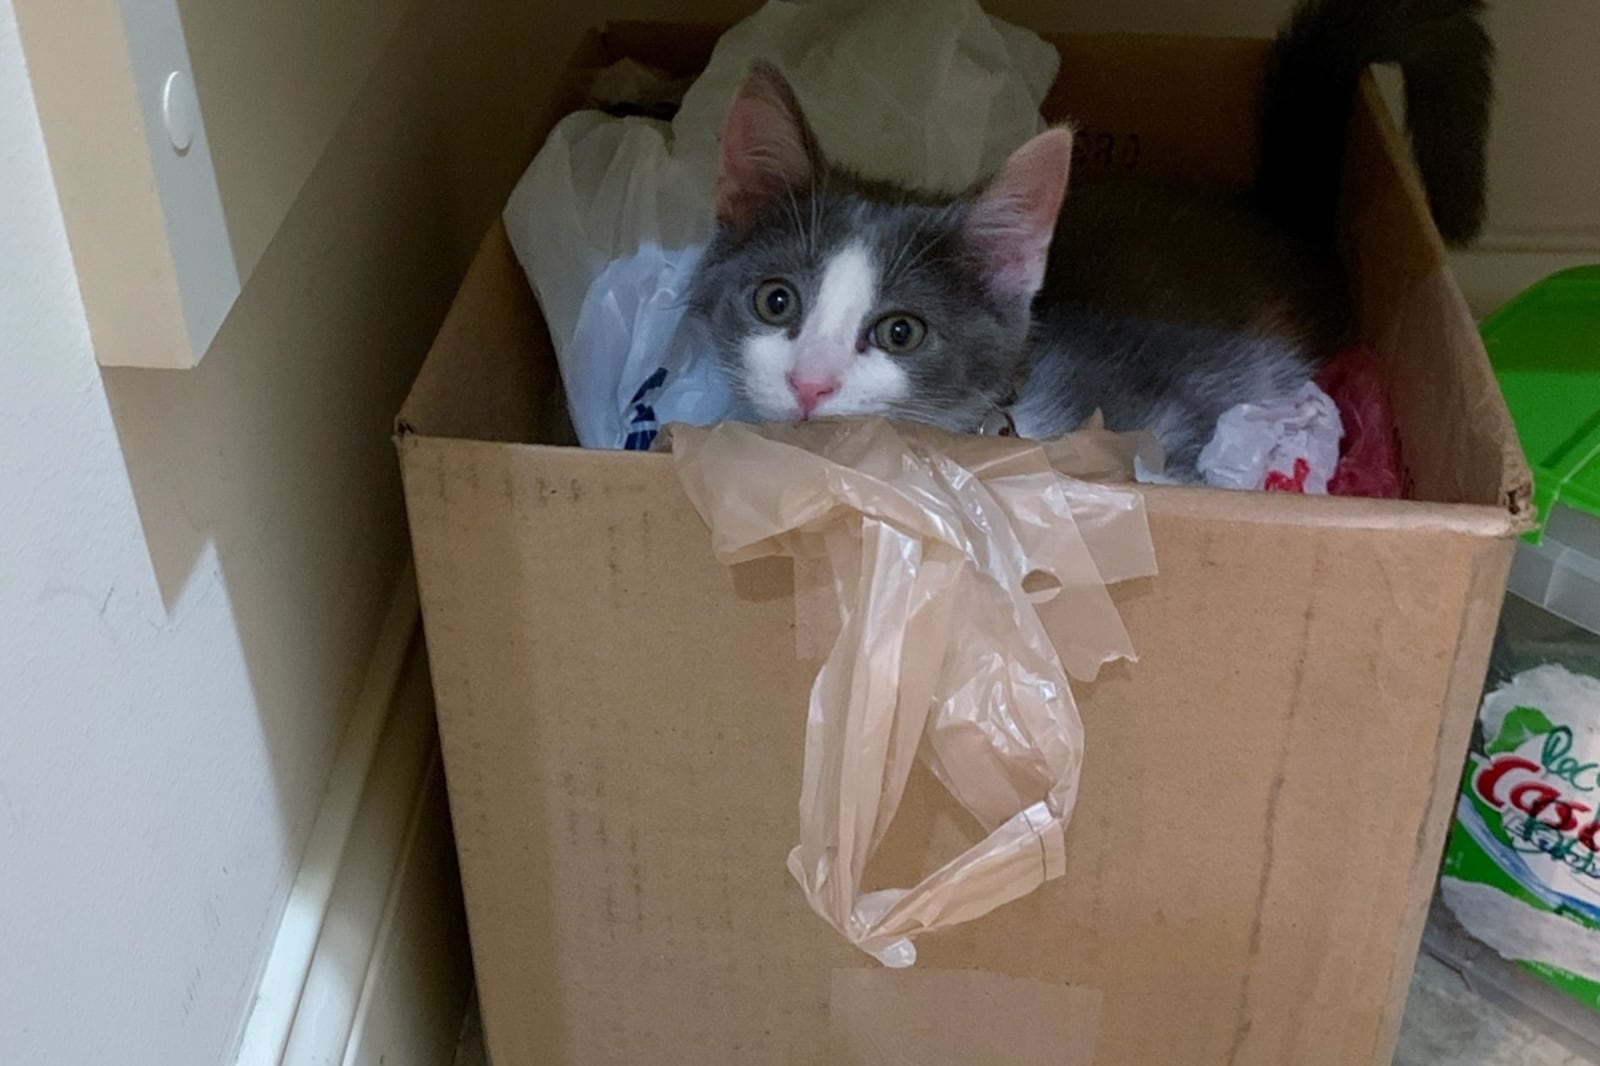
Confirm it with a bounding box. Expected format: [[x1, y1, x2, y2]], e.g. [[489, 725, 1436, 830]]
[[828, 969, 1103, 1065], [397, 25, 1535, 1066]]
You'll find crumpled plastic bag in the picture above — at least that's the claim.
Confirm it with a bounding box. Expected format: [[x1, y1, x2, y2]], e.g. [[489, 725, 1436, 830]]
[[1315, 347, 1405, 499], [504, 0, 1061, 449], [671, 418, 1157, 965], [565, 242, 737, 451], [1197, 381, 1345, 494]]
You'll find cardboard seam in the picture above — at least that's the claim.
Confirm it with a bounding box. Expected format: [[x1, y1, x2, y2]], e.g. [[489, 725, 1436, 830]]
[[1224, 549, 1321, 1064]]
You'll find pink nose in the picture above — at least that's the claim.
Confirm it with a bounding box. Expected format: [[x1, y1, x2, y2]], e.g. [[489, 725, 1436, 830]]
[[788, 374, 838, 417]]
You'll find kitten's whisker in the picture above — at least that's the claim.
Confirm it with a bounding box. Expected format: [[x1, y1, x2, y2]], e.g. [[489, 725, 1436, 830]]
[[806, 180, 817, 258], [810, 173, 830, 257], [781, 184, 807, 247], [892, 232, 942, 283], [886, 203, 959, 286], [883, 216, 924, 284]]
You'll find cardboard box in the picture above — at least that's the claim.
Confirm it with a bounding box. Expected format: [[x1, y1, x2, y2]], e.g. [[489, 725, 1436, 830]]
[[397, 23, 1535, 1066]]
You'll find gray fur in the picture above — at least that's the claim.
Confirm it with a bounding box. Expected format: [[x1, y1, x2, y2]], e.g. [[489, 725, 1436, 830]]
[[1012, 313, 1314, 476], [1017, 176, 1346, 477]]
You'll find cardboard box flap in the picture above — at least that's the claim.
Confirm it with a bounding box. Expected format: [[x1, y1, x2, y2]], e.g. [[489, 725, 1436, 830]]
[[400, 415, 1517, 1064], [1343, 81, 1534, 519], [1047, 34, 1267, 187], [601, 20, 722, 75], [396, 218, 575, 447]]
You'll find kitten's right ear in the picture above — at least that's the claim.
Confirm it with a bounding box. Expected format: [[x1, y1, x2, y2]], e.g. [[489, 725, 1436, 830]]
[[714, 62, 824, 231]]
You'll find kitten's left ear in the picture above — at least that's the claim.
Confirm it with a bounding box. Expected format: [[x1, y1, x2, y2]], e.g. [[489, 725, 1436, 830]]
[[714, 62, 825, 231], [964, 127, 1074, 301]]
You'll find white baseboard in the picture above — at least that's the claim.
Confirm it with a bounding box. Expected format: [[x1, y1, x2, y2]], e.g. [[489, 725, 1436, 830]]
[[234, 562, 472, 1066], [340, 749, 472, 1066]]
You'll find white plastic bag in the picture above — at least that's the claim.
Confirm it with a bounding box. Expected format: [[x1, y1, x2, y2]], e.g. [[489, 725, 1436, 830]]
[[565, 242, 741, 451], [665, 0, 1060, 193], [503, 0, 1061, 450], [1197, 381, 1345, 494]]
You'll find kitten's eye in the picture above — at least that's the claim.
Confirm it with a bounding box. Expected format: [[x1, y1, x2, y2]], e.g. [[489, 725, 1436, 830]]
[[753, 280, 801, 326], [871, 314, 927, 354]]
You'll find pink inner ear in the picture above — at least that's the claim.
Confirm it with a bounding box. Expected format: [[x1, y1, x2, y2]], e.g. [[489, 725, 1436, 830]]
[[714, 69, 818, 230], [965, 127, 1074, 300]]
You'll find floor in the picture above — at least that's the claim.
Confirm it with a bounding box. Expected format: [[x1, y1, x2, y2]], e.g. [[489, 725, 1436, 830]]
[[452, 951, 1599, 1065], [1397, 953, 1594, 1066]]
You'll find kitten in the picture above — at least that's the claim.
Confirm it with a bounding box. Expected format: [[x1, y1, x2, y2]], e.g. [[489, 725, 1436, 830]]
[[681, 0, 1493, 480]]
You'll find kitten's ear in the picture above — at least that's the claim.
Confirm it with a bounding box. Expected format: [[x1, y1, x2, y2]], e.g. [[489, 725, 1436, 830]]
[[965, 127, 1074, 300], [714, 62, 824, 231]]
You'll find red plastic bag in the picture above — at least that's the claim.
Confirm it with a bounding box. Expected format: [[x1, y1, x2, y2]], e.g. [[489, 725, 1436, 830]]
[[1315, 348, 1404, 500]]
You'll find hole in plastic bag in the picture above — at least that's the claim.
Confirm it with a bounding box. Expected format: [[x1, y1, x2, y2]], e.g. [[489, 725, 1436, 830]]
[[1022, 569, 1063, 604]]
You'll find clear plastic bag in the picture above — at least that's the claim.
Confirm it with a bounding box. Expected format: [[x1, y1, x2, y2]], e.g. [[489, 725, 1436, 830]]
[[672, 418, 1156, 964], [1315, 347, 1405, 499]]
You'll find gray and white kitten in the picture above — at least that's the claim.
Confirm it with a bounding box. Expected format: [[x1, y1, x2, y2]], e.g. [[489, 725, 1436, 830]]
[[682, 0, 1492, 479]]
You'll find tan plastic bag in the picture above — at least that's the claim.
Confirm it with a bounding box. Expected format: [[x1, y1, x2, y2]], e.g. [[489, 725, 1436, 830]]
[[672, 418, 1157, 965]]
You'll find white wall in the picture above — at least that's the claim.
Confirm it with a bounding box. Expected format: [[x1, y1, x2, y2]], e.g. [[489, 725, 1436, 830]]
[[0, 0, 551, 1061], [2, 6, 288, 1062]]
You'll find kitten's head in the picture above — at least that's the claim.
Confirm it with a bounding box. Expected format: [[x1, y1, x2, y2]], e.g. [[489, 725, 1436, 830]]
[[685, 62, 1073, 432]]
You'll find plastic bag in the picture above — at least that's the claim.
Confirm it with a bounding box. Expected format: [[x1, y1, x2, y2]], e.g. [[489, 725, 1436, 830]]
[[671, 418, 1157, 965], [1196, 380, 1345, 494], [503, 0, 1060, 449], [565, 242, 742, 452], [1315, 347, 1405, 499], [665, 0, 1060, 193], [505, 114, 716, 450]]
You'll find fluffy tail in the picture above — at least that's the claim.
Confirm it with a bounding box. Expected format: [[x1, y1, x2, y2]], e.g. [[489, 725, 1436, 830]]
[[1256, 0, 1494, 245]]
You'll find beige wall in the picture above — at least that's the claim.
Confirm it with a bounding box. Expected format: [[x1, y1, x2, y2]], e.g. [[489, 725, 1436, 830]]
[[1451, 0, 1600, 313]]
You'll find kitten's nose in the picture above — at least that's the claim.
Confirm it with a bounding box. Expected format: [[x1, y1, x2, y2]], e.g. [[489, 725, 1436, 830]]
[[788, 374, 838, 417]]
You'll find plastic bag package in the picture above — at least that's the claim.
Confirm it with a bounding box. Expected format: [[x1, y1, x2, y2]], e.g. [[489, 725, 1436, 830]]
[[672, 418, 1157, 965], [1196, 380, 1345, 494], [504, 0, 1060, 450]]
